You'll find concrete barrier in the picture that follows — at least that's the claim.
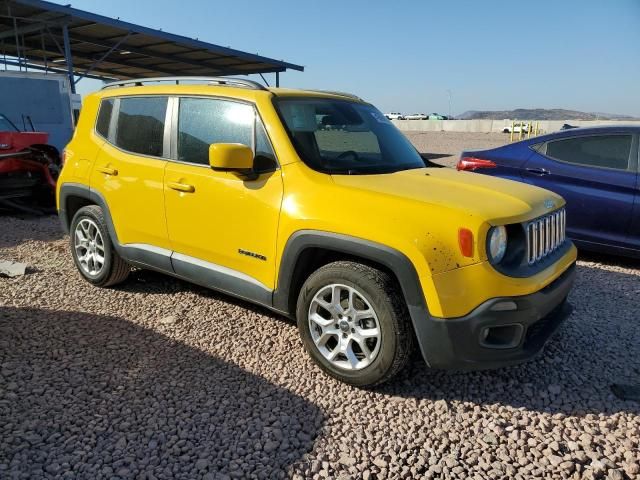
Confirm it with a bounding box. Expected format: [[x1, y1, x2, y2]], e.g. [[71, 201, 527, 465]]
[[392, 119, 640, 134]]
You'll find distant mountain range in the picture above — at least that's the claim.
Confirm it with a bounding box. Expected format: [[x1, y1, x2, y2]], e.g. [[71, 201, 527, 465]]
[[458, 109, 638, 121]]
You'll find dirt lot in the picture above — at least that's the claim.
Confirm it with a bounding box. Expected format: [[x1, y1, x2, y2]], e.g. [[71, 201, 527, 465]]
[[1, 191, 640, 478], [403, 131, 509, 167]]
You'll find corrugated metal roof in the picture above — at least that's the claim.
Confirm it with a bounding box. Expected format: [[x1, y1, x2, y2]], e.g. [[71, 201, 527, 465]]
[[0, 0, 304, 80]]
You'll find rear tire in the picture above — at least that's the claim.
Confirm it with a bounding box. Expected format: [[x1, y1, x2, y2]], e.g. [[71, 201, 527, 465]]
[[296, 261, 414, 387], [70, 205, 130, 287]]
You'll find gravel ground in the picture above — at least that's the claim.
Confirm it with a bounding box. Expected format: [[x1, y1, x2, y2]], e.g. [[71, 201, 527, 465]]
[[1, 214, 639, 480], [403, 131, 509, 167]]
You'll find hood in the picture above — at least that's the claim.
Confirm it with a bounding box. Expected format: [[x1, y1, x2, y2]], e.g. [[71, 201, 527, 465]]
[[331, 167, 563, 224]]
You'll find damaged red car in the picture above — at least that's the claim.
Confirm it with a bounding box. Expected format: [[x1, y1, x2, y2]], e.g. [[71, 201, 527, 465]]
[[0, 113, 61, 213]]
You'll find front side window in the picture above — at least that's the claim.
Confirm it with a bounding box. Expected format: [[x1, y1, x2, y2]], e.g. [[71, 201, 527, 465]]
[[115, 96, 167, 157], [545, 134, 632, 170], [177, 98, 254, 165], [275, 98, 424, 174], [255, 120, 277, 172]]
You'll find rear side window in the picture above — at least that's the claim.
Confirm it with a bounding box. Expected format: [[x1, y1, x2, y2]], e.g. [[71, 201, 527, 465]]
[[177, 98, 254, 165], [95, 99, 113, 139], [545, 134, 632, 170], [115, 97, 167, 157]]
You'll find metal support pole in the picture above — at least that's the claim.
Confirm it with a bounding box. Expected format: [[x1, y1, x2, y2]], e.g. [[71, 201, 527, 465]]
[[75, 31, 131, 84], [62, 24, 75, 93], [258, 72, 270, 87], [275, 71, 280, 88], [12, 17, 21, 70], [41, 30, 47, 72]]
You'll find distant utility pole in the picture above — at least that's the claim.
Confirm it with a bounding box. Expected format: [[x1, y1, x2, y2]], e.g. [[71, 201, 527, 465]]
[[447, 89, 452, 119]]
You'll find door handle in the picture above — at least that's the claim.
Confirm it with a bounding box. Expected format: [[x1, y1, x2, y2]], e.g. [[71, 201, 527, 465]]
[[97, 166, 118, 176], [167, 181, 195, 193], [526, 167, 550, 176]]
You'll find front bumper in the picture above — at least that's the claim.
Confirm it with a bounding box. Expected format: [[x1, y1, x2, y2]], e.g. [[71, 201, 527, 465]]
[[414, 263, 576, 370]]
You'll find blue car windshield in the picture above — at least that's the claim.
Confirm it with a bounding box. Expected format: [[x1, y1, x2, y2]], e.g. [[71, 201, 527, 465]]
[[275, 98, 425, 175]]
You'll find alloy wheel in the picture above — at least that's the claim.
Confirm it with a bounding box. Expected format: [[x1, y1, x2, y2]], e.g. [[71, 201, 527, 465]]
[[308, 283, 382, 370], [74, 218, 105, 276]]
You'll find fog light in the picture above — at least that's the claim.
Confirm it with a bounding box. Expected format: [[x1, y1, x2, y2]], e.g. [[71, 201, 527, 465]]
[[480, 324, 524, 349]]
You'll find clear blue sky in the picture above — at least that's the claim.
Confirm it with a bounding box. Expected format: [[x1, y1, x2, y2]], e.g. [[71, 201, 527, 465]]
[[67, 0, 640, 117]]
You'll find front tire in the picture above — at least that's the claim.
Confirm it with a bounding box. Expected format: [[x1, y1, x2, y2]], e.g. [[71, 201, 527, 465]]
[[70, 205, 130, 287], [296, 261, 414, 387]]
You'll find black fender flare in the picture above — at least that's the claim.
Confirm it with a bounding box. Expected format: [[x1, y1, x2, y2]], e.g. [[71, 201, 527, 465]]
[[59, 182, 174, 272], [58, 182, 119, 243], [272, 230, 431, 332]]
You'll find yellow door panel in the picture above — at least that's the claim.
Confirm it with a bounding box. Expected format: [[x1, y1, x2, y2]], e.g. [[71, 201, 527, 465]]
[[91, 142, 169, 249], [164, 162, 283, 289]]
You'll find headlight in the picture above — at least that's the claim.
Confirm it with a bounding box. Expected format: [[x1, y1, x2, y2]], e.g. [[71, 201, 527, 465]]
[[488, 226, 507, 263]]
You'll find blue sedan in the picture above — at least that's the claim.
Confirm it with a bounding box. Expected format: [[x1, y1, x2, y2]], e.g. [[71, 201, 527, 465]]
[[457, 125, 640, 258]]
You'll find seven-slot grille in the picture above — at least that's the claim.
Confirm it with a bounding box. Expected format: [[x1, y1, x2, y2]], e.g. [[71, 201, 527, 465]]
[[526, 208, 566, 265]]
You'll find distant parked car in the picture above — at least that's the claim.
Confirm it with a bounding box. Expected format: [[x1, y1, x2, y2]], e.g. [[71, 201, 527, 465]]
[[384, 112, 405, 120], [405, 113, 428, 120], [428, 113, 448, 120], [457, 125, 640, 258], [502, 123, 531, 134]]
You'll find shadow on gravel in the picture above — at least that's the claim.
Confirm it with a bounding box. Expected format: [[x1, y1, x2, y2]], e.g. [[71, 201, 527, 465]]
[[0, 307, 324, 479], [379, 263, 640, 417], [577, 250, 640, 270], [0, 214, 64, 249], [121, 269, 294, 326]]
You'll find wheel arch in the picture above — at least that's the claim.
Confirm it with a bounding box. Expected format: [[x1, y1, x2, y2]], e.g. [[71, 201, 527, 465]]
[[273, 230, 430, 323], [58, 183, 120, 247]]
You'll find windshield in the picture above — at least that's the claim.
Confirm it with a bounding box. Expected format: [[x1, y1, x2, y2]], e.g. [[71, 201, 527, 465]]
[[275, 98, 425, 174], [0, 114, 19, 132]]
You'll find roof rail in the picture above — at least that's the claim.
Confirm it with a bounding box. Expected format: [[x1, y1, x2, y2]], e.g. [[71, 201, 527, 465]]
[[303, 89, 363, 101], [102, 76, 268, 90]]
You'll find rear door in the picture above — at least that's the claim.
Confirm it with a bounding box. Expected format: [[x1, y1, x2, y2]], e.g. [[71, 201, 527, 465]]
[[522, 133, 636, 248], [90, 95, 170, 251]]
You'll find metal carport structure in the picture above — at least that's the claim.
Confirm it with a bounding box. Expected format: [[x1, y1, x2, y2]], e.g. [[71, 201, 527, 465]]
[[0, 0, 304, 92]]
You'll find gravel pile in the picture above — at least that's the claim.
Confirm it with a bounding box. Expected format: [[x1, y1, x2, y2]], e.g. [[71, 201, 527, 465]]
[[1, 214, 639, 480]]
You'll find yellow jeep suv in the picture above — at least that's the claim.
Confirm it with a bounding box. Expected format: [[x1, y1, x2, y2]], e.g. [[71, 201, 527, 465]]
[[57, 77, 577, 386]]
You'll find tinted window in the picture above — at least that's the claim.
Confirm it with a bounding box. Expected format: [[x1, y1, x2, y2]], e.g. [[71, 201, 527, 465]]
[[545, 134, 632, 170], [276, 98, 424, 174], [115, 97, 167, 157], [96, 99, 113, 138], [178, 98, 254, 165], [255, 120, 277, 172]]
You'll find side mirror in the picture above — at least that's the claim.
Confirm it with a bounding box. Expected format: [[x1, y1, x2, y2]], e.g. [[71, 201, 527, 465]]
[[208, 143, 254, 171]]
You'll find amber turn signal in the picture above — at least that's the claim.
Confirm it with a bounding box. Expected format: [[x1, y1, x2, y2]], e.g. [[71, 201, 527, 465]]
[[458, 228, 474, 257]]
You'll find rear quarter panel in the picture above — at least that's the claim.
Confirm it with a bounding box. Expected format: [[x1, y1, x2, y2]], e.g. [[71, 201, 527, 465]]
[[56, 94, 104, 209], [463, 141, 536, 182]]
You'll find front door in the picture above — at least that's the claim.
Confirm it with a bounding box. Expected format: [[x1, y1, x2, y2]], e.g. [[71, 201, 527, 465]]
[[523, 133, 637, 248], [163, 97, 283, 295], [90, 96, 170, 251]]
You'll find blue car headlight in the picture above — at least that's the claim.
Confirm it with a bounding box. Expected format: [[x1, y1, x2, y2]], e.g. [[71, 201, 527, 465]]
[[488, 226, 507, 264]]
